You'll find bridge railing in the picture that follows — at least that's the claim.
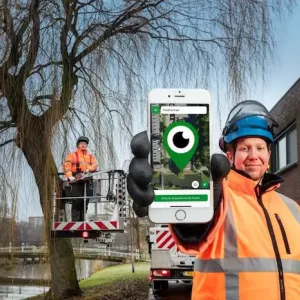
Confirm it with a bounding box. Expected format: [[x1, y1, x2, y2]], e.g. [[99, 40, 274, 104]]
[[0, 246, 150, 261], [0, 246, 45, 253]]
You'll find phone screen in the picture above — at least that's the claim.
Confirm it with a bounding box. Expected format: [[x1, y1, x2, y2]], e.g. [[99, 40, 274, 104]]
[[150, 103, 211, 208]]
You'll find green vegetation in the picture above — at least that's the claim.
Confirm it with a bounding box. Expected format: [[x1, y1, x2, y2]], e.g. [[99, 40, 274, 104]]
[[76, 263, 150, 300], [26, 263, 150, 300], [80, 262, 149, 288]]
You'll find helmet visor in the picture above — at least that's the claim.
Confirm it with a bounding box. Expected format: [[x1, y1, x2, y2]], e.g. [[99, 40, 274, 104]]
[[223, 100, 278, 135]]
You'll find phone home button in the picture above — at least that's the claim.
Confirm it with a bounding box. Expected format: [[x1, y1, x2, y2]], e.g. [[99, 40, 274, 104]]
[[175, 210, 186, 221]]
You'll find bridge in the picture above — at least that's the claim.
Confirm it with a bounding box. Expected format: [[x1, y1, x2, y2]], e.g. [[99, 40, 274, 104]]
[[0, 246, 149, 263]]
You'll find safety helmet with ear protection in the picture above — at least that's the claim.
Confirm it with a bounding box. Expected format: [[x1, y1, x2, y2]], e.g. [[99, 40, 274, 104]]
[[219, 100, 279, 152]]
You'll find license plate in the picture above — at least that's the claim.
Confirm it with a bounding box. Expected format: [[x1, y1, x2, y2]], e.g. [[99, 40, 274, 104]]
[[184, 271, 194, 277]]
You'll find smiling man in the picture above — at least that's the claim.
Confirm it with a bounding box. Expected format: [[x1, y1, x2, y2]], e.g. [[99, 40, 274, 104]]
[[227, 136, 270, 181], [127, 100, 300, 300]]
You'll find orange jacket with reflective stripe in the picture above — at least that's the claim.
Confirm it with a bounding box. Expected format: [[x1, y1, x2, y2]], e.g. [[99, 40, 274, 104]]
[[63, 149, 98, 178], [170, 170, 300, 300]]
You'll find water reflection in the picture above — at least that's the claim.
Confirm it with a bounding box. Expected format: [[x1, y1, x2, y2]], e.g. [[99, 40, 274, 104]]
[[0, 259, 118, 281], [0, 259, 118, 299], [0, 285, 49, 300]]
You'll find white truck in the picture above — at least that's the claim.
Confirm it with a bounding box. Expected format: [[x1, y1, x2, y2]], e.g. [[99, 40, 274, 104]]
[[147, 224, 195, 294]]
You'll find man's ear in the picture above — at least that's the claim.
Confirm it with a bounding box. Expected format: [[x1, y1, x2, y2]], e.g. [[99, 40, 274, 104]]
[[226, 151, 233, 165]]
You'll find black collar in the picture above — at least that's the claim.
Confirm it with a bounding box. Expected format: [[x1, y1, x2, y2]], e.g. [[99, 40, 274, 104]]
[[231, 165, 284, 194]]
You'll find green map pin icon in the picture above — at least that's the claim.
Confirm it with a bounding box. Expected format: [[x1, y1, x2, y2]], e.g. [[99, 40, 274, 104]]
[[163, 121, 199, 171]]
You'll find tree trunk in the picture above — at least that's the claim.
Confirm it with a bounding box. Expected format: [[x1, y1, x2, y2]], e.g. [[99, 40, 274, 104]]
[[48, 238, 81, 299], [134, 218, 141, 252], [17, 116, 82, 299]]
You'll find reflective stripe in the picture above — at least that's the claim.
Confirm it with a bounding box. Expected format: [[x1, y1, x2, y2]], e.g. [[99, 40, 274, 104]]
[[224, 199, 238, 258], [195, 258, 300, 274], [278, 193, 300, 223], [224, 199, 239, 300]]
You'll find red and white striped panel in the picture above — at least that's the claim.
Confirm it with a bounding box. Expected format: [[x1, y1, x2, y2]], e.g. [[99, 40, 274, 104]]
[[86, 221, 118, 230], [155, 230, 178, 252], [54, 221, 118, 231]]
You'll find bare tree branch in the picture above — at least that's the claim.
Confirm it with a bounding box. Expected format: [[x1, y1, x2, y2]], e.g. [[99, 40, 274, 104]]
[[75, 0, 164, 62], [29, 61, 62, 76], [0, 138, 15, 147], [18, 0, 41, 79], [0, 120, 16, 129], [31, 94, 53, 105], [0, 0, 19, 73]]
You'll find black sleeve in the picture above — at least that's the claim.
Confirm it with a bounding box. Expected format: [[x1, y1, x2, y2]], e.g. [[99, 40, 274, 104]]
[[170, 182, 223, 245]]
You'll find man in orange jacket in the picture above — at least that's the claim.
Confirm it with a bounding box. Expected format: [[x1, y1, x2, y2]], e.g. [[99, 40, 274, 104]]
[[127, 100, 300, 299], [63, 136, 98, 221]]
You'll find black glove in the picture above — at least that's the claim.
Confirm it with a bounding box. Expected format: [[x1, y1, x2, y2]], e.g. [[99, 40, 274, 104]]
[[127, 131, 231, 217], [127, 131, 154, 217]]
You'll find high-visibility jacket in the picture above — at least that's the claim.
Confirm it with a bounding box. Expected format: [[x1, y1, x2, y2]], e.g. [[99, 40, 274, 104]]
[[170, 170, 300, 300], [63, 149, 98, 178]]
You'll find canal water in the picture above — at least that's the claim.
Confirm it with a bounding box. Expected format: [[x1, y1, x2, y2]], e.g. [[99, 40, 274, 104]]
[[0, 285, 49, 300], [0, 259, 118, 299]]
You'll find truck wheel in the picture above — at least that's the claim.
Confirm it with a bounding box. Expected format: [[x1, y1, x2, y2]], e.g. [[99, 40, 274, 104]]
[[153, 280, 168, 293], [152, 281, 161, 294], [161, 281, 168, 290]]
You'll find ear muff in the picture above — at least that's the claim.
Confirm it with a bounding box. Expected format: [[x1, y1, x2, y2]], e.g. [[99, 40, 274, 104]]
[[219, 136, 226, 152]]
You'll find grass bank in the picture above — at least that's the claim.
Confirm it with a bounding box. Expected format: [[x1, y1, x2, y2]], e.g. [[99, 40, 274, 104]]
[[27, 262, 150, 300], [77, 262, 150, 299]]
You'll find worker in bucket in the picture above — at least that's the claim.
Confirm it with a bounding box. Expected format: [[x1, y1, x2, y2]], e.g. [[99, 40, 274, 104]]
[[127, 100, 300, 299], [63, 136, 98, 221]]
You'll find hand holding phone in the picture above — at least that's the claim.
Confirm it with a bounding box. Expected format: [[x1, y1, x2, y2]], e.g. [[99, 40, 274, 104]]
[[127, 133, 231, 222]]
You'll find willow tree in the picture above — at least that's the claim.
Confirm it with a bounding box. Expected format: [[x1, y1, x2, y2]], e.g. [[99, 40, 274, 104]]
[[0, 0, 294, 298]]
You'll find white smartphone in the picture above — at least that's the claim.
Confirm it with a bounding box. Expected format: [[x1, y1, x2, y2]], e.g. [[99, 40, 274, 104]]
[[147, 89, 213, 224]]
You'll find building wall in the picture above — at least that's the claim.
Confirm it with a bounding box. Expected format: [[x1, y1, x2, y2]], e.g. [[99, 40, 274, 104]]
[[28, 216, 44, 228], [270, 78, 300, 203]]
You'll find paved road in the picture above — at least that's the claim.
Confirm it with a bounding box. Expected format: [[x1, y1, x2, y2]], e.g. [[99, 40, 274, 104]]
[[148, 281, 192, 300]]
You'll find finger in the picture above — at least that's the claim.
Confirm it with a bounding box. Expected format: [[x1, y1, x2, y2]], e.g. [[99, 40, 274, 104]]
[[129, 157, 153, 187], [211, 153, 231, 183], [127, 173, 154, 207], [130, 131, 150, 158], [132, 202, 148, 218]]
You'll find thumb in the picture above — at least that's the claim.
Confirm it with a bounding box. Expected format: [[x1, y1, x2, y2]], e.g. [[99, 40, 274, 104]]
[[211, 153, 231, 184]]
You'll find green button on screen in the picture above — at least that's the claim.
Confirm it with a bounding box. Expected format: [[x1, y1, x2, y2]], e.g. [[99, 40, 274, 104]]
[[151, 105, 160, 114], [155, 194, 208, 202]]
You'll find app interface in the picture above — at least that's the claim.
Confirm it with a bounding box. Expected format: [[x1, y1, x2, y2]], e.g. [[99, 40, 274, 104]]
[[150, 103, 210, 207]]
